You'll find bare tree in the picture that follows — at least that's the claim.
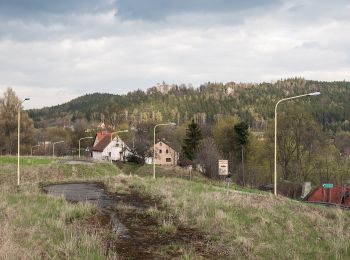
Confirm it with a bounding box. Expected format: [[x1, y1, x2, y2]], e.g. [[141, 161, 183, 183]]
[[195, 138, 222, 179]]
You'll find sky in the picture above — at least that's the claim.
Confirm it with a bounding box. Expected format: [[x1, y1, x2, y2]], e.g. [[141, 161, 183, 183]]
[[0, 0, 350, 109]]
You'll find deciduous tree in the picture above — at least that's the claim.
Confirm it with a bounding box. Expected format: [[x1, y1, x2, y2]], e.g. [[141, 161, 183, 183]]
[[0, 87, 34, 154]]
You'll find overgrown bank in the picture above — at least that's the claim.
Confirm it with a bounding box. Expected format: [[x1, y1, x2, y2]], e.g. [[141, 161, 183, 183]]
[[1, 158, 350, 259], [125, 164, 350, 259], [0, 159, 117, 259]]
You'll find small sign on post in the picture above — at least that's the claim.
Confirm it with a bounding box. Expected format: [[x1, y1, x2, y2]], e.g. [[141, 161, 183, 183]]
[[188, 165, 193, 181], [218, 160, 228, 176], [322, 183, 333, 189]]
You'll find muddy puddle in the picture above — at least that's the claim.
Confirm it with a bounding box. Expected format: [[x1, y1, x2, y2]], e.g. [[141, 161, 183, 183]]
[[43, 182, 129, 237], [43, 182, 222, 259]]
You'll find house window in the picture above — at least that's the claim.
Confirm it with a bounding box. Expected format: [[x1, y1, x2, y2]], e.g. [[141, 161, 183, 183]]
[[166, 149, 169, 154], [159, 149, 162, 154], [166, 158, 171, 162]]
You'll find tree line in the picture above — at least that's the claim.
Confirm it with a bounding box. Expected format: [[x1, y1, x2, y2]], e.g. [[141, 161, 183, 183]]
[[2, 80, 350, 189]]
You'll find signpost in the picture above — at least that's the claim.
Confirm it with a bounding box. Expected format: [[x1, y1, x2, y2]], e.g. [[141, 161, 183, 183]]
[[188, 165, 193, 181], [219, 160, 231, 192], [322, 183, 333, 202], [218, 160, 228, 176], [322, 183, 333, 189]]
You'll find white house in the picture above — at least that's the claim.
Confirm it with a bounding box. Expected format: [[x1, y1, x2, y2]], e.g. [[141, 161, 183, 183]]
[[92, 132, 131, 161]]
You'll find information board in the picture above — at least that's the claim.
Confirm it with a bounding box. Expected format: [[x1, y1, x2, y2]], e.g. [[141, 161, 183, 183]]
[[218, 160, 228, 176]]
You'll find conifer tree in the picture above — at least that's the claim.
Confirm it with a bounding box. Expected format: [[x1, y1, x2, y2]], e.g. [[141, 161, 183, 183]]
[[234, 121, 249, 185], [182, 119, 202, 161]]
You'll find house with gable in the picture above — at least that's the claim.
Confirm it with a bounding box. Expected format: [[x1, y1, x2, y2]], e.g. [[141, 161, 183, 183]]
[[152, 140, 179, 166], [92, 131, 131, 161]]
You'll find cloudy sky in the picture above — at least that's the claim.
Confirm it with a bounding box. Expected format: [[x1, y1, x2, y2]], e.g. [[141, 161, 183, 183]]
[[0, 0, 349, 108]]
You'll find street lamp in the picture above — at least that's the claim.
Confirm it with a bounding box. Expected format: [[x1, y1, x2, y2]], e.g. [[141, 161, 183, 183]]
[[31, 144, 40, 156], [17, 98, 29, 188], [153, 123, 176, 179], [274, 92, 320, 195], [78, 137, 93, 158], [110, 130, 128, 163], [52, 141, 64, 157]]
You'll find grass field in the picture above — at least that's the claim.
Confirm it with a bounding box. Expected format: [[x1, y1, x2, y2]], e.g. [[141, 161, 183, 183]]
[[129, 174, 350, 259], [0, 157, 350, 259], [0, 156, 53, 165], [0, 157, 118, 259]]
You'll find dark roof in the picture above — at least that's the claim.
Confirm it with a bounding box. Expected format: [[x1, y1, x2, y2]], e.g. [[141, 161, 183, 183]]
[[92, 133, 111, 152], [156, 140, 178, 152]]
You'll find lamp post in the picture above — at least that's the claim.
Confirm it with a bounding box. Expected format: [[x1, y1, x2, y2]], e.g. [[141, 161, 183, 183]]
[[52, 141, 64, 157], [110, 130, 128, 163], [78, 137, 93, 158], [17, 98, 29, 188], [274, 92, 320, 195], [153, 123, 176, 179], [31, 144, 40, 156]]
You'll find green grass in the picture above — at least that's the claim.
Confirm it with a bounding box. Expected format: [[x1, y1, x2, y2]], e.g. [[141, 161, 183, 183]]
[[159, 220, 177, 234], [0, 159, 122, 259], [1, 159, 350, 259], [1, 190, 106, 259], [124, 173, 350, 259], [127, 163, 265, 195], [0, 156, 54, 165]]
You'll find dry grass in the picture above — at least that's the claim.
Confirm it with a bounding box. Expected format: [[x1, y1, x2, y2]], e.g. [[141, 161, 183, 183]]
[[2, 158, 350, 259], [0, 157, 119, 259], [124, 173, 350, 259]]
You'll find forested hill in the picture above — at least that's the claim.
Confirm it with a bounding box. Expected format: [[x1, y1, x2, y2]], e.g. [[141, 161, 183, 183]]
[[28, 78, 350, 132]]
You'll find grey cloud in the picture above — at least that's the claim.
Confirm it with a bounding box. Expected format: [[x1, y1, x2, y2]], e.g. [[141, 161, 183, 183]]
[[1, 0, 350, 109], [280, 0, 350, 24], [0, 0, 115, 20], [0, 0, 281, 42], [0, 0, 280, 22], [115, 0, 280, 20]]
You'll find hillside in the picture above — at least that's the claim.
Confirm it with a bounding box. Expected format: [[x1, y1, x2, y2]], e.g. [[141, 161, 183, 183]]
[[1, 158, 349, 259], [28, 78, 350, 132]]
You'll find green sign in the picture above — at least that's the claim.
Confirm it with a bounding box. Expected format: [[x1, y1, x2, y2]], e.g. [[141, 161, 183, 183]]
[[322, 183, 333, 189]]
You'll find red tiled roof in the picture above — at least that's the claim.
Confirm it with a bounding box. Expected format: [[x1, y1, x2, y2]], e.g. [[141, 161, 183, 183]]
[[92, 133, 112, 152], [94, 131, 109, 145]]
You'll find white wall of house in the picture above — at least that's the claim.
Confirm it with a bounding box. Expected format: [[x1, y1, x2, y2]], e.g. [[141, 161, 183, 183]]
[[94, 138, 131, 161], [92, 151, 104, 160], [145, 157, 153, 165]]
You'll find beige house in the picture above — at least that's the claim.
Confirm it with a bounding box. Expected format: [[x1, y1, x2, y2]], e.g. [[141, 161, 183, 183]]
[[154, 141, 179, 166]]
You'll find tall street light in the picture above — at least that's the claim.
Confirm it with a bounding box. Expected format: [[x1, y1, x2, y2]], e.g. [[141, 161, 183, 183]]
[[110, 130, 128, 163], [53, 141, 64, 157], [31, 144, 40, 156], [79, 137, 93, 158], [274, 92, 320, 195], [17, 98, 29, 188], [153, 123, 176, 179]]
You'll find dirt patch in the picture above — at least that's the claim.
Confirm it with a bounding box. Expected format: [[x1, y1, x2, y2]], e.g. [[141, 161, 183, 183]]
[[88, 190, 223, 259], [43, 182, 224, 259]]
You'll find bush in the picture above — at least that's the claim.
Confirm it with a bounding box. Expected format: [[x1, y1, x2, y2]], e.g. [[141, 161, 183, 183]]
[[126, 154, 144, 164]]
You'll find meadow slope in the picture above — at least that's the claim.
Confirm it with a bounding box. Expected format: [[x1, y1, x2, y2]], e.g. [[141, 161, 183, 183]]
[[0, 158, 349, 259]]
